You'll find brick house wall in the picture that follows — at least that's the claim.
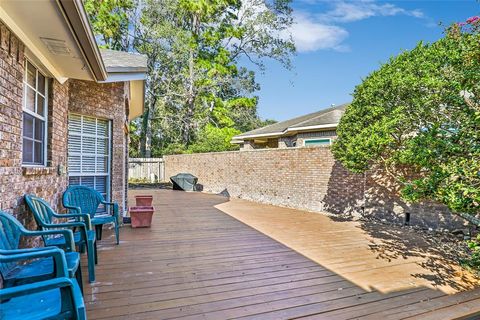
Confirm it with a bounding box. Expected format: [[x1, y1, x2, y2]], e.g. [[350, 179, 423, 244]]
[[0, 22, 69, 239], [240, 129, 339, 150], [68, 80, 128, 213], [164, 147, 466, 230], [0, 21, 129, 242], [296, 130, 337, 146]]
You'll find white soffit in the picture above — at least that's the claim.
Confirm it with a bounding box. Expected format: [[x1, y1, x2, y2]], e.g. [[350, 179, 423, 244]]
[[0, 0, 93, 82], [129, 80, 145, 120]]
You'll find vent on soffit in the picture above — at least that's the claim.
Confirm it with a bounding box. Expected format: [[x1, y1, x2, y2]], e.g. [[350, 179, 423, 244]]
[[40, 37, 71, 56]]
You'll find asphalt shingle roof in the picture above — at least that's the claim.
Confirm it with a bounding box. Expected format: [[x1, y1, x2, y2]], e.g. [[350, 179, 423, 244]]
[[100, 49, 148, 73], [234, 103, 348, 139]]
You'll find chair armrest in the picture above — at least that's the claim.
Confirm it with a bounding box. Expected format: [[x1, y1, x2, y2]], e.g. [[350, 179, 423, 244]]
[[60, 213, 92, 229], [43, 222, 91, 245], [43, 221, 88, 230], [51, 212, 92, 228], [101, 201, 119, 218], [0, 248, 68, 277], [0, 247, 55, 254], [20, 229, 75, 252], [0, 277, 75, 300], [64, 204, 81, 214]]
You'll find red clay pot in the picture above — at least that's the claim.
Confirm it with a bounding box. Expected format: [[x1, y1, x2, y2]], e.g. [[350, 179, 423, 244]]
[[130, 206, 154, 228], [135, 195, 153, 206]]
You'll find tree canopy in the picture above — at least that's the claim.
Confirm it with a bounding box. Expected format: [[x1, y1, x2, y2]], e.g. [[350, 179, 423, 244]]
[[85, 0, 291, 157], [332, 18, 480, 223]]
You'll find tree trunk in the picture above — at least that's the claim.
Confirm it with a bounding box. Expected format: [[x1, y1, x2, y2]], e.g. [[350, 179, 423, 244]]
[[144, 112, 153, 158], [141, 99, 155, 158], [182, 104, 194, 145], [182, 14, 197, 146]]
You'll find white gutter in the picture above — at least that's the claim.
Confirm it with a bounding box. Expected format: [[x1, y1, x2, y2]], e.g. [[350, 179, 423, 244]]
[[285, 123, 338, 132], [233, 131, 284, 140], [100, 72, 147, 83]]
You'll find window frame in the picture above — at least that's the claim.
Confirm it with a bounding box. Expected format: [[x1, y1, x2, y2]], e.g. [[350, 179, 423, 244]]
[[303, 138, 332, 147], [67, 113, 112, 202], [22, 59, 48, 167]]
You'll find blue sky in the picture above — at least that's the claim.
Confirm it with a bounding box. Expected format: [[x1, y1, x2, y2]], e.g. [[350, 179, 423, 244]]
[[254, 0, 478, 121]]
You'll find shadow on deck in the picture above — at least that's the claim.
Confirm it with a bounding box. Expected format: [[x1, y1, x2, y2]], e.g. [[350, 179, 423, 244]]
[[83, 189, 480, 320]]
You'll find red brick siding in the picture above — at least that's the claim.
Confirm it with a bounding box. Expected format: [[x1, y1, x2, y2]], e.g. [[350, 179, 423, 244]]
[[0, 20, 129, 243], [165, 148, 364, 214], [0, 21, 69, 239], [68, 80, 128, 213]]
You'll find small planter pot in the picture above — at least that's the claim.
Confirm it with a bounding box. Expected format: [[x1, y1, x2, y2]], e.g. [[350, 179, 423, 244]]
[[130, 206, 154, 228], [135, 195, 153, 207]]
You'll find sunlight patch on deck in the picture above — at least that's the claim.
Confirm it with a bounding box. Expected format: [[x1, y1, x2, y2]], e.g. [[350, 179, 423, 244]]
[[215, 198, 478, 294]]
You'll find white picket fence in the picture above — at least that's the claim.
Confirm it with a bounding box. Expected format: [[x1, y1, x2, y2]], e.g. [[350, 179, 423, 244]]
[[128, 158, 165, 182]]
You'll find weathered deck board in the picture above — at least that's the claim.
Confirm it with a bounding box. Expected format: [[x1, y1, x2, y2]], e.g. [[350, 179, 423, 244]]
[[83, 189, 480, 320]]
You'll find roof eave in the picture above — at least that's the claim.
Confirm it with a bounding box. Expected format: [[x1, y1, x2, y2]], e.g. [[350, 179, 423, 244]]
[[56, 0, 107, 82], [232, 132, 284, 140], [286, 123, 338, 132], [232, 123, 339, 142]]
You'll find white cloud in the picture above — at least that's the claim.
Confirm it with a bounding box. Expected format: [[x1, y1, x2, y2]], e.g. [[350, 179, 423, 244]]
[[317, 0, 424, 23], [285, 0, 426, 53], [289, 13, 349, 53]]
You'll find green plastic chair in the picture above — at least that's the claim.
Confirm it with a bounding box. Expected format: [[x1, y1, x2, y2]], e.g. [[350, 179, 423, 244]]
[[24, 194, 97, 283], [63, 185, 120, 245], [0, 250, 86, 320], [0, 211, 83, 293]]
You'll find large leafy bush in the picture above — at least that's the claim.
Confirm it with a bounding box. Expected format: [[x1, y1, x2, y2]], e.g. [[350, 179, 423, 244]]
[[333, 20, 480, 223]]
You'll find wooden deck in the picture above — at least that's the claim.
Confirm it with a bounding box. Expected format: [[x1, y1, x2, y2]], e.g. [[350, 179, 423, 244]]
[[84, 189, 480, 320]]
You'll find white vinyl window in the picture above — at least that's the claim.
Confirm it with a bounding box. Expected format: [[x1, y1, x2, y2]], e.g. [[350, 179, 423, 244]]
[[303, 138, 332, 147], [22, 59, 48, 166], [67, 114, 111, 201]]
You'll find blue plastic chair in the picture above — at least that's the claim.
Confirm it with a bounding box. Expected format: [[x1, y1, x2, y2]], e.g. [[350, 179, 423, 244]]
[[24, 194, 97, 283], [0, 211, 83, 293], [0, 250, 86, 320], [63, 185, 120, 245]]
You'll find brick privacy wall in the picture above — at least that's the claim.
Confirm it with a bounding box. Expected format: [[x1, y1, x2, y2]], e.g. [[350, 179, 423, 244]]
[[0, 21, 69, 244], [68, 80, 128, 213], [165, 147, 466, 230], [165, 147, 365, 215]]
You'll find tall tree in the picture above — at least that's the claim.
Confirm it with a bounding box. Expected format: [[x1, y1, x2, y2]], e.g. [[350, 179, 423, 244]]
[[332, 18, 480, 224], [84, 0, 135, 50], [84, 0, 293, 157], [135, 0, 294, 156]]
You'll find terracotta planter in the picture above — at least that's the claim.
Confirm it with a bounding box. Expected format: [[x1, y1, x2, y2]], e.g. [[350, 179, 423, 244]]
[[135, 195, 153, 207], [130, 206, 154, 228]]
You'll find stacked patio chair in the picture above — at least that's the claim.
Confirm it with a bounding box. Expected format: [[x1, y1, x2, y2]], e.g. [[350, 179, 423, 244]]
[[24, 195, 98, 283], [0, 211, 86, 319], [0, 211, 83, 292], [63, 185, 120, 245], [0, 249, 86, 319]]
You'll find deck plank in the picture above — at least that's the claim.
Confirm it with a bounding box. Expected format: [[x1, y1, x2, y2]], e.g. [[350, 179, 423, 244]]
[[83, 189, 480, 320]]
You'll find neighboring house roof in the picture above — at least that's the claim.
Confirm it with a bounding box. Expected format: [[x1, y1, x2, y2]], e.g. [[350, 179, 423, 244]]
[[232, 103, 348, 143], [100, 49, 148, 73]]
